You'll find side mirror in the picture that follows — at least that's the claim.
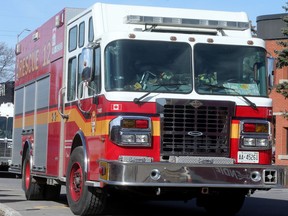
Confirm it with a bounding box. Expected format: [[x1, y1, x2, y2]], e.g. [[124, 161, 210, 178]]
[[82, 62, 92, 81], [81, 47, 94, 81]]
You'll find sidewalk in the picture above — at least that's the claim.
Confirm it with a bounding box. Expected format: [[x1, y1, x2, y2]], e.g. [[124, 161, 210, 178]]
[[0, 203, 22, 216]]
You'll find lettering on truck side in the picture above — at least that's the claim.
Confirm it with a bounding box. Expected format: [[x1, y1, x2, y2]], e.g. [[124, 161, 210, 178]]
[[16, 42, 51, 79]]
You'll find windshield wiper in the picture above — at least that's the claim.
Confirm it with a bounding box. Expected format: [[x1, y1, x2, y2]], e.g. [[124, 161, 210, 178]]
[[201, 83, 257, 110], [240, 95, 257, 110], [133, 83, 182, 104], [134, 82, 257, 110]]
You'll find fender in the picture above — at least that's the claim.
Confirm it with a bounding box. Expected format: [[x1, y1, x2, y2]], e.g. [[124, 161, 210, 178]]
[[71, 130, 89, 175]]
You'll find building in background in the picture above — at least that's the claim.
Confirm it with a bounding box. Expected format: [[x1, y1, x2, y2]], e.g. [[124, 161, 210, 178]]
[[257, 13, 288, 165], [0, 81, 14, 104]]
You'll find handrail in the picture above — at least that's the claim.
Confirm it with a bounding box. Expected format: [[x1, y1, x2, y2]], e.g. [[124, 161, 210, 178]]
[[57, 87, 69, 119]]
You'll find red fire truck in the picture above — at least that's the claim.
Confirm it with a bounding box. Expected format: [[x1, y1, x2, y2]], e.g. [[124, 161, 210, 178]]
[[10, 2, 288, 215]]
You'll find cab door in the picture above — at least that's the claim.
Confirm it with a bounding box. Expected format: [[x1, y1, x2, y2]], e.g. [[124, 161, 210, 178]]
[[57, 16, 100, 176]]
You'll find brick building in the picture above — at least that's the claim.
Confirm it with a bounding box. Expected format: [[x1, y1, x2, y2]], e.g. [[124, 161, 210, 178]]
[[257, 13, 288, 165]]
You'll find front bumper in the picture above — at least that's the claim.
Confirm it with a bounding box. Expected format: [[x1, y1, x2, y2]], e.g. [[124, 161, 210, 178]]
[[98, 161, 288, 189]]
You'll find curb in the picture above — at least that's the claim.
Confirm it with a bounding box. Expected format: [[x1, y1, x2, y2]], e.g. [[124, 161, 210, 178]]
[[0, 203, 22, 216]]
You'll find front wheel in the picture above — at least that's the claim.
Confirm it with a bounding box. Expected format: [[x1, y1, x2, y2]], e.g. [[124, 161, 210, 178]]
[[66, 146, 107, 216]]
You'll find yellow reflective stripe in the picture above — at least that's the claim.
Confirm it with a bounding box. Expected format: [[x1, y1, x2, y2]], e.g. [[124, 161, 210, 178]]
[[231, 123, 239, 139], [152, 120, 160, 136], [15, 108, 161, 137]]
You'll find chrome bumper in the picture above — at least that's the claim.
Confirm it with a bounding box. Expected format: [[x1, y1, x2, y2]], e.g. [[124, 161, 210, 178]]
[[98, 161, 288, 188]]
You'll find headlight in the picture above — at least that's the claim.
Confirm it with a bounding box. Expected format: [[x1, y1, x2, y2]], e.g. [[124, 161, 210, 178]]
[[121, 134, 149, 144], [135, 134, 149, 143], [240, 120, 272, 150], [7, 142, 13, 148], [256, 138, 268, 147], [242, 137, 269, 148], [121, 135, 135, 143], [110, 116, 152, 147], [243, 138, 256, 146]]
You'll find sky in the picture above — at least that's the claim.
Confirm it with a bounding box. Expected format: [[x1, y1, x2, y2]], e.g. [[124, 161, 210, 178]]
[[1, 0, 287, 48]]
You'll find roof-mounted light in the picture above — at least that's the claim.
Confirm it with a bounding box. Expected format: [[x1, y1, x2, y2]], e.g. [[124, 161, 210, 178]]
[[124, 15, 250, 31]]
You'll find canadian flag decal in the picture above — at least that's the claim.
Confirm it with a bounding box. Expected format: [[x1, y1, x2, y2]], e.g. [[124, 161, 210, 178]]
[[111, 104, 122, 111]]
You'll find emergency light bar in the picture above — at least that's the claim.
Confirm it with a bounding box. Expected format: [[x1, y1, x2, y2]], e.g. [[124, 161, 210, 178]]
[[124, 15, 250, 31]]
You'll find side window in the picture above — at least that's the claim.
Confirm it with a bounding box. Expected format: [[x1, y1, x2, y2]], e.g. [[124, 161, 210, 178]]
[[95, 47, 101, 77], [88, 17, 94, 42], [77, 53, 82, 91], [90, 47, 101, 95], [79, 22, 85, 48], [69, 26, 77, 52], [67, 57, 77, 101]]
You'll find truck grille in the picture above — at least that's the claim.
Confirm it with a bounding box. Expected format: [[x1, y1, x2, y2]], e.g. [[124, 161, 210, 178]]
[[0, 140, 12, 157], [157, 99, 235, 157]]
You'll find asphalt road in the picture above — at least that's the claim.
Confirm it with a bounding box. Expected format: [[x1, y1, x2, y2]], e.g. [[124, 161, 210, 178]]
[[1, 174, 288, 216]]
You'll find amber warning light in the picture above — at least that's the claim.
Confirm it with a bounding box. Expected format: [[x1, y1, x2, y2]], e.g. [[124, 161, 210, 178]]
[[121, 119, 149, 129]]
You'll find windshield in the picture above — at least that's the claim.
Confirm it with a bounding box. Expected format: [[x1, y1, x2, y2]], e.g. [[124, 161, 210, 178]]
[[7, 117, 13, 139], [104, 40, 268, 97], [105, 40, 192, 93], [0, 116, 12, 139], [194, 44, 268, 97], [0, 117, 6, 138]]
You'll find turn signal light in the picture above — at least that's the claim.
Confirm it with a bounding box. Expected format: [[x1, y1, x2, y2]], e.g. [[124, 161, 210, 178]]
[[121, 119, 149, 129], [243, 123, 268, 133]]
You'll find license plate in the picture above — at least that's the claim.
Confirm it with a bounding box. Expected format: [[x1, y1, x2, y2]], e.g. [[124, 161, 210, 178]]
[[237, 151, 259, 163]]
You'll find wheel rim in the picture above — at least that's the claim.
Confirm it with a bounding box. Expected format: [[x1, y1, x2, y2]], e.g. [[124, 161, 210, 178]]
[[69, 162, 83, 202], [25, 159, 30, 190]]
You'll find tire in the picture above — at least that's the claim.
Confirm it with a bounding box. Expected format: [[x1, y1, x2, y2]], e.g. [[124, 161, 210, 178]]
[[66, 146, 107, 216], [199, 190, 246, 216], [22, 148, 45, 200]]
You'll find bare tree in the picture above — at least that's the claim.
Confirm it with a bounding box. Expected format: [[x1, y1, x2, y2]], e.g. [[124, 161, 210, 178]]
[[0, 42, 15, 82]]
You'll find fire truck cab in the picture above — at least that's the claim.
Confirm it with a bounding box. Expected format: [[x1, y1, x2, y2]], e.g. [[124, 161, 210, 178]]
[[10, 2, 288, 215]]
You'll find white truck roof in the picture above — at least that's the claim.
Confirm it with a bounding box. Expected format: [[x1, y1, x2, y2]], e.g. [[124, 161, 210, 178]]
[[0, 102, 14, 118], [69, 3, 251, 38]]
